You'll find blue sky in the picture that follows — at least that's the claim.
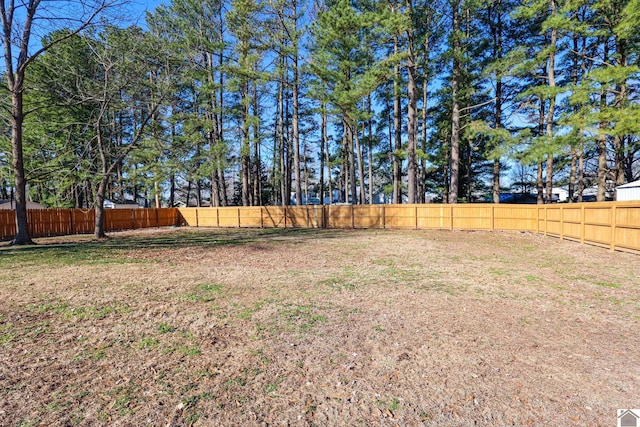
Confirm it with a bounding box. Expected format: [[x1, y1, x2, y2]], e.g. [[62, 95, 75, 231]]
[[124, 0, 168, 27]]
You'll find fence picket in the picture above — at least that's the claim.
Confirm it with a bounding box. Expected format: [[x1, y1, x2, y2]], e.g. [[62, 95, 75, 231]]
[[1, 204, 638, 254]]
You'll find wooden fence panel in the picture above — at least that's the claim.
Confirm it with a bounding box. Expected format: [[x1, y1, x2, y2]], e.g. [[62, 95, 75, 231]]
[[353, 205, 383, 228], [2, 203, 639, 254], [196, 208, 221, 227], [0, 210, 16, 240], [263, 206, 286, 227], [452, 205, 492, 230], [417, 205, 452, 229], [287, 206, 312, 228], [613, 204, 640, 252], [384, 205, 416, 228], [306, 206, 323, 228], [216, 207, 240, 227], [0, 208, 177, 241], [28, 209, 69, 237], [493, 205, 537, 231], [72, 209, 95, 234], [133, 209, 152, 229], [177, 208, 198, 226], [105, 209, 135, 231], [325, 205, 352, 228], [157, 208, 178, 227], [239, 207, 264, 227]]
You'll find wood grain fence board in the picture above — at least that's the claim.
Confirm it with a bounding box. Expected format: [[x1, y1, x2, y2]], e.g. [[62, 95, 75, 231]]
[[239, 207, 264, 227], [493, 206, 537, 231], [72, 210, 95, 234], [1, 204, 639, 255], [287, 206, 312, 228], [353, 205, 383, 228], [325, 205, 353, 228], [194, 208, 222, 227], [215, 207, 240, 227], [0, 210, 16, 240], [384, 205, 416, 228], [452, 205, 493, 230], [263, 206, 286, 227], [416, 205, 452, 229], [177, 208, 198, 226]]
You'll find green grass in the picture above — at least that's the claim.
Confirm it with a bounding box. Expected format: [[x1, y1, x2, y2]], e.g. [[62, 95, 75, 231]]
[[237, 299, 272, 320], [0, 332, 16, 346], [136, 337, 160, 350], [181, 283, 224, 303], [25, 301, 131, 320], [157, 322, 176, 334], [595, 281, 622, 288], [0, 228, 330, 268], [277, 304, 328, 333]]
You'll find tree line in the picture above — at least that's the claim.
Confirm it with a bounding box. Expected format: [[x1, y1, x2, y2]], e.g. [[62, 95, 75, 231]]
[[1, 0, 639, 243]]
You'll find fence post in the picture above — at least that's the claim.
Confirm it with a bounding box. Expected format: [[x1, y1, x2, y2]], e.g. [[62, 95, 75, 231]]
[[351, 205, 354, 229], [491, 205, 495, 231], [382, 205, 386, 229], [560, 205, 564, 240], [450, 204, 454, 230], [580, 205, 585, 245], [414, 205, 418, 229], [610, 204, 617, 252]]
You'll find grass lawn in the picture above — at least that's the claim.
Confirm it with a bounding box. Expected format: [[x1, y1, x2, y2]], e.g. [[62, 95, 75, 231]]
[[1, 227, 639, 426]]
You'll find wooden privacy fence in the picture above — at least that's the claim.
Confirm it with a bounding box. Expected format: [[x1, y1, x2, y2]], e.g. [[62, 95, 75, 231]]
[[0, 208, 179, 241], [1, 203, 637, 254], [178, 202, 640, 254]]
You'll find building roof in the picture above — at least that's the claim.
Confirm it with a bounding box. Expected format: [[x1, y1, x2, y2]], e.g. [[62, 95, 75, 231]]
[[616, 180, 640, 189]]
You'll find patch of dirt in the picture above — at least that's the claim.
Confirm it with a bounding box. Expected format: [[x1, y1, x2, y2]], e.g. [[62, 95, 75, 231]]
[[1, 227, 639, 426]]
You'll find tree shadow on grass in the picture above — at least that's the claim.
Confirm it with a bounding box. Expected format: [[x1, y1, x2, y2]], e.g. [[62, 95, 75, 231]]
[[0, 227, 354, 264]]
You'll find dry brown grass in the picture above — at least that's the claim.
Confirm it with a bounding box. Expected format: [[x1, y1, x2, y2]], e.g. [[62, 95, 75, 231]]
[[1, 227, 639, 426]]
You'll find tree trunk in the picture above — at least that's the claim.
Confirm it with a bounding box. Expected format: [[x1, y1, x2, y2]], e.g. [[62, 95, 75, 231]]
[[537, 97, 545, 204], [292, 0, 302, 206], [94, 176, 108, 239], [367, 95, 374, 204], [346, 120, 357, 204], [393, 35, 402, 204], [10, 92, 33, 245], [324, 104, 332, 204], [491, 0, 503, 204], [544, 0, 557, 204], [577, 143, 584, 202], [354, 123, 366, 204], [419, 34, 430, 204], [569, 148, 577, 203], [406, 56, 417, 204], [406, 0, 418, 204], [241, 79, 251, 206], [449, 0, 461, 204], [252, 80, 261, 206], [536, 162, 544, 204], [320, 101, 326, 204]]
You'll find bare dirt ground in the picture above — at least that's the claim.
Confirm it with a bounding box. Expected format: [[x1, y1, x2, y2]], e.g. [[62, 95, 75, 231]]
[[1, 227, 639, 426]]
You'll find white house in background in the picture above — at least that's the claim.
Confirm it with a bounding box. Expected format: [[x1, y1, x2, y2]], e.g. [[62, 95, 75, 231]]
[[0, 199, 45, 210], [103, 199, 143, 209], [616, 180, 640, 201], [552, 187, 569, 202]]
